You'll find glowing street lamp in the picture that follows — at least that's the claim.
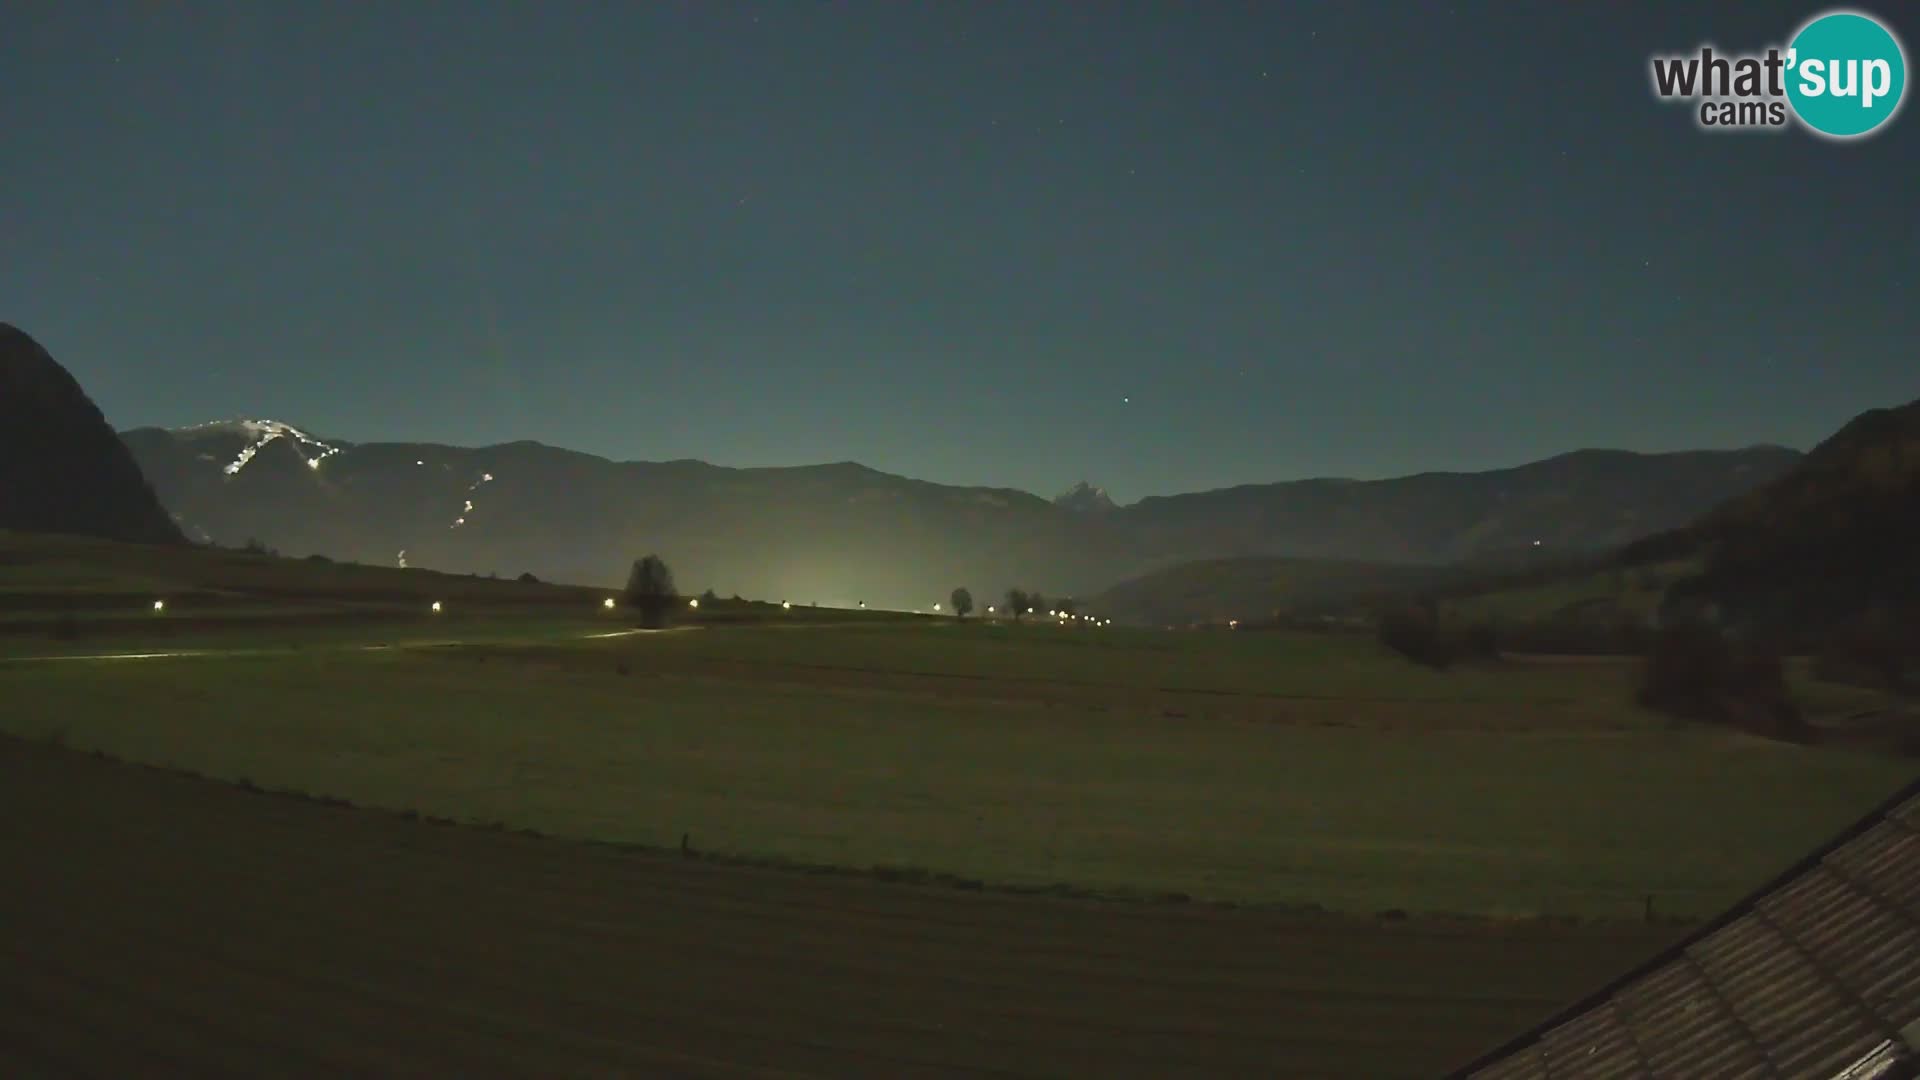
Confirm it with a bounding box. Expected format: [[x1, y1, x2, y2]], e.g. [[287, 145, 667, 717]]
[[688, 597, 700, 609], [603, 597, 616, 610], [933, 602, 942, 612], [782, 601, 792, 610], [152, 600, 165, 612], [431, 601, 443, 613], [986, 605, 995, 614]]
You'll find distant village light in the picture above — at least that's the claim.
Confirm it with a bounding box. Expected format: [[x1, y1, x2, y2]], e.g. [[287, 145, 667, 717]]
[[431, 601, 443, 613], [603, 597, 616, 610], [152, 600, 165, 612]]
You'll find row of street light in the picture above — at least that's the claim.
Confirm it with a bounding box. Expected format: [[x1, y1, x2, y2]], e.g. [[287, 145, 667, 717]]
[[140, 596, 1112, 622]]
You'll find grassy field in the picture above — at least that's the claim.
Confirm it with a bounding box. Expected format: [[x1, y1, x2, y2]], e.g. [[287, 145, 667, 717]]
[[4, 532, 1915, 1075], [1086, 555, 1455, 625], [0, 737, 1680, 1078], [1438, 558, 1699, 626], [4, 616, 1909, 919]]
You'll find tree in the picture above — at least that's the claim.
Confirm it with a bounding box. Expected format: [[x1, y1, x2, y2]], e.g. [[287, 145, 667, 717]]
[[1005, 588, 1029, 621], [1029, 592, 1049, 616], [624, 555, 677, 628], [950, 587, 974, 620], [517, 571, 539, 584], [700, 587, 719, 606], [1056, 596, 1077, 617]]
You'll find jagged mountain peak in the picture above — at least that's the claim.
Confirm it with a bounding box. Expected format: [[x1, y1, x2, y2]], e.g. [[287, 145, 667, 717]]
[[1054, 481, 1117, 513]]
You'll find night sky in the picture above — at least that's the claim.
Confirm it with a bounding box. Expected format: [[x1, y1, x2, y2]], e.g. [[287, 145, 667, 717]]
[[6, 2, 1915, 501]]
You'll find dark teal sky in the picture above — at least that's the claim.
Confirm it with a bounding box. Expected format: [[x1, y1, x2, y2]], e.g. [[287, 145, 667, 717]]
[[5, 2, 1915, 501]]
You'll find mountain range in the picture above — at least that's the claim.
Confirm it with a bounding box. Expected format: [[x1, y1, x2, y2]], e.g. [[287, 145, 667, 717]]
[[117, 417, 1802, 611], [0, 321, 1832, 614]]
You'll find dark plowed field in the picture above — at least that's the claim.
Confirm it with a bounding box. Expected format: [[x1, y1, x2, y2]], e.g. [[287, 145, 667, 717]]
[[0, 738, 1671, 1078]]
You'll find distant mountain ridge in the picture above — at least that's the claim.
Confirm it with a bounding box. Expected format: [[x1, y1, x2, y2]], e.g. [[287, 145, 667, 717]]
[[0, 324, 183, 545], [120, 416, 1802, 609], [1089, 395, 1920, 635]]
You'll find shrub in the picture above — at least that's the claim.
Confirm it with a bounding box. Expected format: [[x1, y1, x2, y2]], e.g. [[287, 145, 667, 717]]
[[517, 571, 539, 584]]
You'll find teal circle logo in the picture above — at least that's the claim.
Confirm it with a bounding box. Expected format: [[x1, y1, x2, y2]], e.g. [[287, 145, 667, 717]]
[[1786, 10, 1907, 138]]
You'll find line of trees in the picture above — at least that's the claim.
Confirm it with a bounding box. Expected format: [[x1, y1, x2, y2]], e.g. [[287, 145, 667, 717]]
[[621, 557, 1083, 630]]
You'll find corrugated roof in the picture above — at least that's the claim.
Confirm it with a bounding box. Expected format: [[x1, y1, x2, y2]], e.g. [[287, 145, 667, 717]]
[[1450, 779, 1920, 1079]]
